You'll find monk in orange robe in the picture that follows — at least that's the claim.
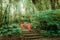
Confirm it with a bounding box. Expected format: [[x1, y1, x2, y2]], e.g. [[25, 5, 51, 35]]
[[28, 23, 31, 31], [23, 23, 26, 29], [19, 23, 23, 28]]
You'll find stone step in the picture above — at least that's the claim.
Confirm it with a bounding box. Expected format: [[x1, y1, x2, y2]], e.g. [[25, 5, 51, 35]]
[[23, 34, 44, 38], [22, 30, 34, 32], [22, 31, 33, 33], [22, 32, 37, 34], [24, 36, 41, 39], [21, 29, 42, 40], [22, 31, 36, 34], [23, 34, 40, 36], [24, 38, 40, 40]]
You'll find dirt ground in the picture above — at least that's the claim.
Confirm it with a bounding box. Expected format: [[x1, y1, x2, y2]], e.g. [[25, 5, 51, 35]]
[[36, 37, 60, 40], [0, 37, 60, 40]]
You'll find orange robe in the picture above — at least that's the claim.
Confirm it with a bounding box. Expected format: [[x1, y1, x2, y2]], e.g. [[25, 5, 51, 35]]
[[19, 24, 23, 28], [28, 23, 31, 31], [23, 23, 26, 29]]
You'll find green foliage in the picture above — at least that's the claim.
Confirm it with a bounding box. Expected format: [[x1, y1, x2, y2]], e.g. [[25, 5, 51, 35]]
[[31, 9, 60, 36], [32, 9, 60, 27], [31, 21, 39, 28], [0, 24, 22, 37]]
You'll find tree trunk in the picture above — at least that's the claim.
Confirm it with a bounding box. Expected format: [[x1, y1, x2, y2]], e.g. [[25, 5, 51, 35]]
[[50, 0, 56, 10], [0, 0, 2, 26]]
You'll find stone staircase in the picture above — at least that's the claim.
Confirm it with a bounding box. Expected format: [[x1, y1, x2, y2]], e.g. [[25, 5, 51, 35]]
[[21, 29, 42, 40], [19, 28, 60, 40]]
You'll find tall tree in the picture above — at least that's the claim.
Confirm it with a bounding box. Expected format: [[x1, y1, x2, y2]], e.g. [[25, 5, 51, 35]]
[[0, 0, 2, 26], [50, 0, 56, 10]]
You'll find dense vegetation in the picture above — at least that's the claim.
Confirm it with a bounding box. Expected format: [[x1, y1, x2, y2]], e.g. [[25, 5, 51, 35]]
[[0, 0, 60, 36], [0, 24, 21, 36], [31, 9, 60, 36]]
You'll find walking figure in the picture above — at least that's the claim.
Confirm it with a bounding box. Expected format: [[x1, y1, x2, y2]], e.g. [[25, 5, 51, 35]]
[[28, 23, 31, 31]]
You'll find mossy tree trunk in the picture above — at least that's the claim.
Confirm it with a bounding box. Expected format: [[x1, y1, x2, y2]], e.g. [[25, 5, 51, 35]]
[[0, 0, 2, 26]]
